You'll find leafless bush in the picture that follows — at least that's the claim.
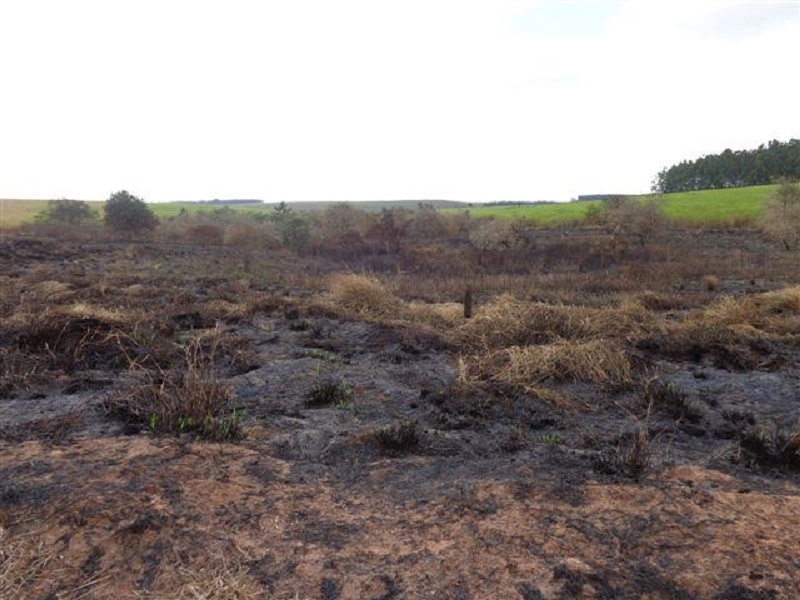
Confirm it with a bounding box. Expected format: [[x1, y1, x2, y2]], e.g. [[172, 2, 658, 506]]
[[760, 180, 800, 250]]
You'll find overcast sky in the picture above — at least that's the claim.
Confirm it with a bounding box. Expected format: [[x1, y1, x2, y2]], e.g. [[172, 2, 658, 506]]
[[1, 0, 798, 202]]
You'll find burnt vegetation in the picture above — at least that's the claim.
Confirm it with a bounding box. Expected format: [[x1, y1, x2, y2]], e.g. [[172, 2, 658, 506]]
[[1, 194, 799, 599]]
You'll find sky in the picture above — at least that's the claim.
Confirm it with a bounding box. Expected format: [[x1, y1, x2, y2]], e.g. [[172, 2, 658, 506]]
[[1, 0, 798, 202]]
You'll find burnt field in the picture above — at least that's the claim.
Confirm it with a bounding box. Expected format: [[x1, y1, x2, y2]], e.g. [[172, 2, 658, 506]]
[[1, 227, 799, 599]]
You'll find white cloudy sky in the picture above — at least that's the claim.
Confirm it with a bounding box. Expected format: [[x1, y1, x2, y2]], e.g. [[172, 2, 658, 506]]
[[1, 0, 798, 202]]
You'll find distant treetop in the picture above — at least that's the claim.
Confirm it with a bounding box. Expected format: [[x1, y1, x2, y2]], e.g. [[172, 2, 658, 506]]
[[653, 139, 800, 193]]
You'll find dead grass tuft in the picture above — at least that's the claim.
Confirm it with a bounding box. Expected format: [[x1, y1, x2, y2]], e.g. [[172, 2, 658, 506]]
[[0, 528, 110, 599], [135, 561, 267, 600], [703, 275, 720, 291], [454, 294, 663, 351], [700, 287, 800, 333], [327, 274, 402, 316], [482, 339, 633, 389], [0, 530, 56, 599], [201, 299, 254, 322]]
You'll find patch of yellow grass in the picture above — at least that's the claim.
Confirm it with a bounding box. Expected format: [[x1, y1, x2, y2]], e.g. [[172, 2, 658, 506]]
[[326, 274, 402, 316], [405, 301, 464, 328], [487, 338, 632, 388], [695, 287, 800, 335], [65, 302, 132, 323], [454, 294, 663, 351], [25, 280, 74, 302], [202, 299, 253, 321]]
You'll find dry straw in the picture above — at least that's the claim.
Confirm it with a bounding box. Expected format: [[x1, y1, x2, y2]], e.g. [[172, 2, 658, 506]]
[[480, 338, 632, 389], [454, 293, 663, 351], [326, 273, 402, 317]]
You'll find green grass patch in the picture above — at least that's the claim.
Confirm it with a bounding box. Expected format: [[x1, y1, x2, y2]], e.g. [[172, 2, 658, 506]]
[[147, 203, 273, 219], [442, 184, 778, 226], [658, 185, 775, 223], [442, 201, 598, 225]]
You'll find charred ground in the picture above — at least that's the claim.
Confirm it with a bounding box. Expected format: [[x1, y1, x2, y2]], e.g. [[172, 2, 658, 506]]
[[1, 222, 798, 599]]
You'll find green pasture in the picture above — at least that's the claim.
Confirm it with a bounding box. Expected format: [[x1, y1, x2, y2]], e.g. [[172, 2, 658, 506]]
[[442, 184, 778, 225]]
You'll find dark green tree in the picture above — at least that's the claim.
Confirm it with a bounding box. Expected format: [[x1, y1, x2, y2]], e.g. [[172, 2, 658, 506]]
[[104, 190, 158, 236], [268, 201, 309, 249], [653, 139, 800, 193], [35, 199, 95, 224]]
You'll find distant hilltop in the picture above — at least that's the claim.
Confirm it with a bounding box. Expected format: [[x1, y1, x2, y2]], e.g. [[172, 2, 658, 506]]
[[575, 194, 628, 202], [177, 199, 265, 205]]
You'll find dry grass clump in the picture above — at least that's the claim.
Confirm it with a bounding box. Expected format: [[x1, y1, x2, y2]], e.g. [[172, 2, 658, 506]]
[[26, 280, 74, 302], [454, 294, 663, 351], [101, 332, 243, 441], [454, 294, 593, 350], [639, 287, 800, 366], [135, 560, 267, 600], [703, 274, 720, 291], [635, 290, 692, 312], [65, 302, 136, 324], [0, 529, 58, 599], [201, 299, 254, 322], [327, 273, 402, 316], [480, 338, 632, 389], [0, 528, 110, 599], [404, 301, 464, 329], [693, 287, 800, 335]]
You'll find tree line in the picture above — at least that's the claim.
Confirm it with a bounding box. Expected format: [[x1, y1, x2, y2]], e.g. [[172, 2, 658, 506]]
[[653, 139, 800, 193]]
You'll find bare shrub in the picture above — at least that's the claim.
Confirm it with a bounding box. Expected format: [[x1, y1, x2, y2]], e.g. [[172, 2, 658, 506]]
[[223, 219, 281, 251], [594, 195, 669, 248], [760, 180, 800, 250]]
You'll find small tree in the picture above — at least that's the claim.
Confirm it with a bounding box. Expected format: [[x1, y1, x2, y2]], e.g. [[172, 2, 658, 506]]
[[761, 180, 800, 250], [268, 202, 309, 249], [104, 190, 158, 236], [35, 199, 95, 224]]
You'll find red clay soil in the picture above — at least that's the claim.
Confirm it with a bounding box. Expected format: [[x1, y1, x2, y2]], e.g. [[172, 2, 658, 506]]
[[2, 432, 798, 599]]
